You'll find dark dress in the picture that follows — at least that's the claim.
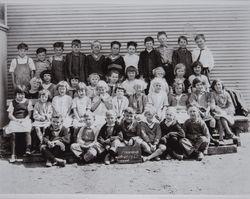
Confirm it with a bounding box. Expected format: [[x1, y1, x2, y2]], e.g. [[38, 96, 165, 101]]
[[86, 54, 106, 79]]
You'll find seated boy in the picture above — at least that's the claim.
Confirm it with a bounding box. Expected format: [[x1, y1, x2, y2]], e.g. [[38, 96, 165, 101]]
[[98, 110, 124, 165], [180, 106, 210, 161], [40, 114, 70, 167], [71, 112, 103, 164]]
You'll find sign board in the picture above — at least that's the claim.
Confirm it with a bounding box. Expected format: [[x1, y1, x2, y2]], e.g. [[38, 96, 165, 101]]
[[116, 146, 142, 164]]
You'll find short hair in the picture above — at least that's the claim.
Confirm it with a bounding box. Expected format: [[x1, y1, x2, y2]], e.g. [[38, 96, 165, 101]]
[[40, 70, 51, 80], [151, 77, 164, 87], [88, 73, 100, 81], [123, 107, 135, 114], [178, 35, 188, 43], [191, 61, 203, 69], [56, 81, 70, 91], [17, 43, 28, 50], [187, 105, 199, 113], [39, 89, 51, 98], [152, 67, 165, 77], [108, 69, 120, 77], [52, 114, 63, 121], [91, 40, 102, 49], [211, 79, 225, 91], [69, 75, 80, 81], [165, 107, 177, 118], [114, 86, 125, 93], [144, 36, 154, 44], [111, 41, 121, 48], [125, 65, 138, 75], [174, 63, 186, 76], [194, 34, 206, 41], [72, 39, 81, 46], [192, 77, 203, 88], [53, 42, 64, 49], [157, 31, 167, 39], [14, 85, 27, 95], [106, 110, 117, 118], [127, 41, 137, 48], [36, 47, 47, 55], [76, 82, 87, 92]]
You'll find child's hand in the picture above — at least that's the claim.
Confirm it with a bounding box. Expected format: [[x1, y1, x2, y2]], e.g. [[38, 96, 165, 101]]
[[104, 139, 111, 144], [128, 139, 134, 146], [47, 141, 54, 148], [150, 144, 156, 152]]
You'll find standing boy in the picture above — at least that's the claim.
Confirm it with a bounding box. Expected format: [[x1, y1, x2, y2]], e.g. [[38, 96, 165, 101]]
[[64, 39, 87, 83]]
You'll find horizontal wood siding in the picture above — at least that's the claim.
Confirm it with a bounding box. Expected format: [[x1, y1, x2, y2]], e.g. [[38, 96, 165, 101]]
[[6, 4, 250, 107]]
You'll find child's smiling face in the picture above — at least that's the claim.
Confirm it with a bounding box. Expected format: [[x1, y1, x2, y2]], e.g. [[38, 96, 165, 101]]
[[127, 46, 136, 55], [40, 94, 49, 103], [194, 65, 202, 75], [111, 44, 120, 56], [145, 111, 154, 123], [97, 86, 105, 95], [116, 88, 124, 98], [106, 114, 116, 125], [158, 34, 167, 46], [124, 112, 134, 123], [214, 81, 223, 93], [194, 82, 204, 93], [70, 78, 79, 88], [109, 72, 119, 84], [52, 117, 62, 130], [18, 49, 27, 58], [37, 52, 46, 62], [84, 115, 94, 127], [195, 38, 205, 49], [175, 84, 183, 95], [31, 81, 41, 91], [77, 89, 86, 98], [16, 92, 25, 102], [165, 110, 175, 122], [127, 71, 136, 80]]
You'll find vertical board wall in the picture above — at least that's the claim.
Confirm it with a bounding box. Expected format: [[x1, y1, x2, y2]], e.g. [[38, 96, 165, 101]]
[[6, 4, 250, 107]]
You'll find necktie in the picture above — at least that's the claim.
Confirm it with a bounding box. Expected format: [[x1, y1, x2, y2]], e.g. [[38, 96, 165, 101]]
[[196, 49, 203, 62]]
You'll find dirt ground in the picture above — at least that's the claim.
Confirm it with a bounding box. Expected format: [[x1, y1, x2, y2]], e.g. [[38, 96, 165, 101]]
[[0, 134, 250, 196]]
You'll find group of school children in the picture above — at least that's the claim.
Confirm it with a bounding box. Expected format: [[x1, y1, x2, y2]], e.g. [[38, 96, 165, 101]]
[[4, 31, 240, 167]]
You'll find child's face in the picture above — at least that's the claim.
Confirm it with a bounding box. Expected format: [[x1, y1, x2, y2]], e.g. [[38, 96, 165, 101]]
[[116, 88, 124, 97], [179, 38, 187, 49], [145, 41, 154, 51], [70, 78, 79, 88], [58, 86, 67, 95], [16, 93, 25, 102], [109, 73, 119, 84], [194, 65, 202, 75], [165, 110, 175, 122], [31, 81, 41, 90], [188, 107, 199, 120], [37, 52, 46, 62], [18, 49, 27, 58], [158, 34, 167, 46], [54, 47, 63, 57], [124, 112, 134, 123], [154, 82, 162, 93], [51, 118, 62, 130], [40, 94, 48, 103], [43, 74, 51, 83], [214, 81, 223, 93], [106, 114, 116, 125], [111, 44, 120, 56], [92, 43, 101, 54], [97, 86, 105, 95], [127, 71, 136, 80], [72, 44, 81, 53], [155, 70, 164, 78], [77, 89, 86, 98], [194, 82, 204, 93], [127, 46, 136, 55], [134, 85, 143, 94], [145, 112, 154, 122], [176, 68, 185, 77], [89, 76, 99, 86], [195, 38, 205, 49], [84, 116, 94, 127], [175, 85, 183, 95]]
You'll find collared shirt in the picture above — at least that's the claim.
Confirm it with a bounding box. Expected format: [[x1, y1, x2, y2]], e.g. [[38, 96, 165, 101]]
[[192, 46, 214, 71], [123, 53, 139, 69], [156, 45, 173, 64], [9, 55, 36, 72]]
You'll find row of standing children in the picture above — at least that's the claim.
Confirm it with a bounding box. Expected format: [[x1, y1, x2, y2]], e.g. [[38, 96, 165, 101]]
[[5, 31, 239, 166]]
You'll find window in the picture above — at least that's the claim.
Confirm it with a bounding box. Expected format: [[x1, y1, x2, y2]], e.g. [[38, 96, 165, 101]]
[[0, 4, 6, 26]]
